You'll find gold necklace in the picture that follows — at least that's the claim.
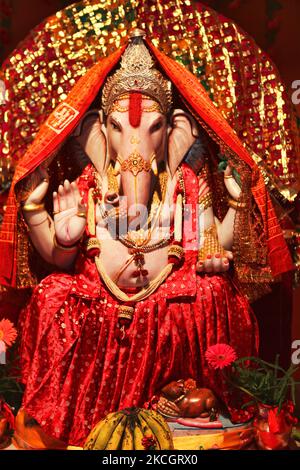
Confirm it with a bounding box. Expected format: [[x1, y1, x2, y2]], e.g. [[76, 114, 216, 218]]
[[119, 169, 169, 278]]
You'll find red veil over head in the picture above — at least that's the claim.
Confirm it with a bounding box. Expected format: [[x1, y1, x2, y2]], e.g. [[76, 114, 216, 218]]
[[0, 36, 293, 297]]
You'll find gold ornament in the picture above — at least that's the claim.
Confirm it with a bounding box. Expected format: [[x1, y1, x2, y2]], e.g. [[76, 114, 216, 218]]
[[102, 30, 172, 115], [86, 237, 101, 254], [22, 202, 45, 212], [198, 192, 213, 210], [117, 305, 135, 322], [228, 198, 247, 210], [198, 225, 227, 263], [111, 95, 161, 114], [168, 244, 184, 261], [118, 150, 151, 177]]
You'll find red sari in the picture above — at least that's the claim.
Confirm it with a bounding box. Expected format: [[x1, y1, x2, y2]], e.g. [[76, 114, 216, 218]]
[[18, 164, 258, 447]]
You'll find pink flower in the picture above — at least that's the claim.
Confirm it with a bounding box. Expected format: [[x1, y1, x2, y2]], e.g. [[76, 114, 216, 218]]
[[0, 319, 17, 348], [205, 344, 237, 370]]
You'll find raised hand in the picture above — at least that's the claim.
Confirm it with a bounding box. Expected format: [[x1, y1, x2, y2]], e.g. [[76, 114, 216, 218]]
[[53, 180, 86, 247]]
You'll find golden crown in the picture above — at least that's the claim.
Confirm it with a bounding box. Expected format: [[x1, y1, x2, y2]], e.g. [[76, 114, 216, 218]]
[[102, 29, 172, 115]]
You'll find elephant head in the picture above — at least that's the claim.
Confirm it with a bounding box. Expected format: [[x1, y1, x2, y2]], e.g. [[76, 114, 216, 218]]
[[74, 95, 199, 225]]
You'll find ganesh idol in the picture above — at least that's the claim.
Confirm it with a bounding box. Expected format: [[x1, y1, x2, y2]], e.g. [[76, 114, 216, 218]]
[[0, 29, 293, 447]]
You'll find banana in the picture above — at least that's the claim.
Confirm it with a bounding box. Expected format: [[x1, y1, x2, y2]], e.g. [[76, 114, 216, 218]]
[[121, 422, 134, 450], [133, 420, 145, 450], [137, 414, 159, 450], [146, 409, 173, 436], [84, 412, 117, 449], [94, 412, 125, 450], [105, 415, 127, 450], [139, 409, 173, 450]]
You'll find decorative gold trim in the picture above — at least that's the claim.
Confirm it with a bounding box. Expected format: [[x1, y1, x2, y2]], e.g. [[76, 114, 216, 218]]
[[119, 150, 151, 176]]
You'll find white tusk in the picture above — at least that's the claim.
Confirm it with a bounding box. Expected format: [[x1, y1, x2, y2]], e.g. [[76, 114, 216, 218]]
[[150, 154, 158, 176], [113, 157, 122, 176]]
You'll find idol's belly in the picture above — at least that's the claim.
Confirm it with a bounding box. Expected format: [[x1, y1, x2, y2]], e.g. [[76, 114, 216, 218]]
[[97, 235, 169, 288]]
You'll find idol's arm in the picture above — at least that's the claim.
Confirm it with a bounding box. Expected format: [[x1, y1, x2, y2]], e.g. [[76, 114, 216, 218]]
[[23, 209, 78, 269], [22, 168, 86, 269], [215, 208, 236, 251], [197, 166, 240, 273], [215, 166, 241, 250]]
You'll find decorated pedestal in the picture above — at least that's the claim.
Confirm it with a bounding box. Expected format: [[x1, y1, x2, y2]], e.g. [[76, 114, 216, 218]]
[[169, 417, 253, 450]]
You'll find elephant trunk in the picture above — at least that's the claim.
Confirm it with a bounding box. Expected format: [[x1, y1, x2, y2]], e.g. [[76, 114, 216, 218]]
[[121, 170, 152, 227]]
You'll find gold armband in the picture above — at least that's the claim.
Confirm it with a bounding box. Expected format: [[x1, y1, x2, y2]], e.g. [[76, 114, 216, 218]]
[[228, 198, 246, 210], [198, 192, 213, 210], [22, 202, 45, 212], [198, 225, 227, 263]]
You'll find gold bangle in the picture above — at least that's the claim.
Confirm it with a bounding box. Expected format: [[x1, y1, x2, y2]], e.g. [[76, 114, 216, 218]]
[[76, 212, 87, 218], [228, 198, 247, 210], [23, 202, 45, 212], [224, 175, 234, 180], [53, 211, 60, 216], [53, 235, 78, 252]]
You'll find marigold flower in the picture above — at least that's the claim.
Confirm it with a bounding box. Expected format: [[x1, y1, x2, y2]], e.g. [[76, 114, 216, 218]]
[[205, 343, 237, 370], [0, 319, 17, 348]]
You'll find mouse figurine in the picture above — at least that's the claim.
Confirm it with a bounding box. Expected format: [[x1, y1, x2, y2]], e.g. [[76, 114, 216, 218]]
[[156, 379, 218, 420]]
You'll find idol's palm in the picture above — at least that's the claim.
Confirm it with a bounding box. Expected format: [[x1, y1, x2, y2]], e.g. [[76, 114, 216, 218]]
[[53, 179, 86, 247], [25, 170, 86, 247]]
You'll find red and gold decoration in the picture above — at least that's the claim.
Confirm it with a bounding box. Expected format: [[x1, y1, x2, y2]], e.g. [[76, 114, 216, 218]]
[[0, 3, 298, 451], [0, 0, 298, 193]]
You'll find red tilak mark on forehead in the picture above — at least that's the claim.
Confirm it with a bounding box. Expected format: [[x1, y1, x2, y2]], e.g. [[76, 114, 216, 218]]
[[129, 92, 142, 128]]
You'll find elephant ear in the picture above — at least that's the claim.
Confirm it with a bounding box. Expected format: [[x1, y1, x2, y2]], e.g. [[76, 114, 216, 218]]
[[167, 109, 199, 177], [73, 109, 109, 177]]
